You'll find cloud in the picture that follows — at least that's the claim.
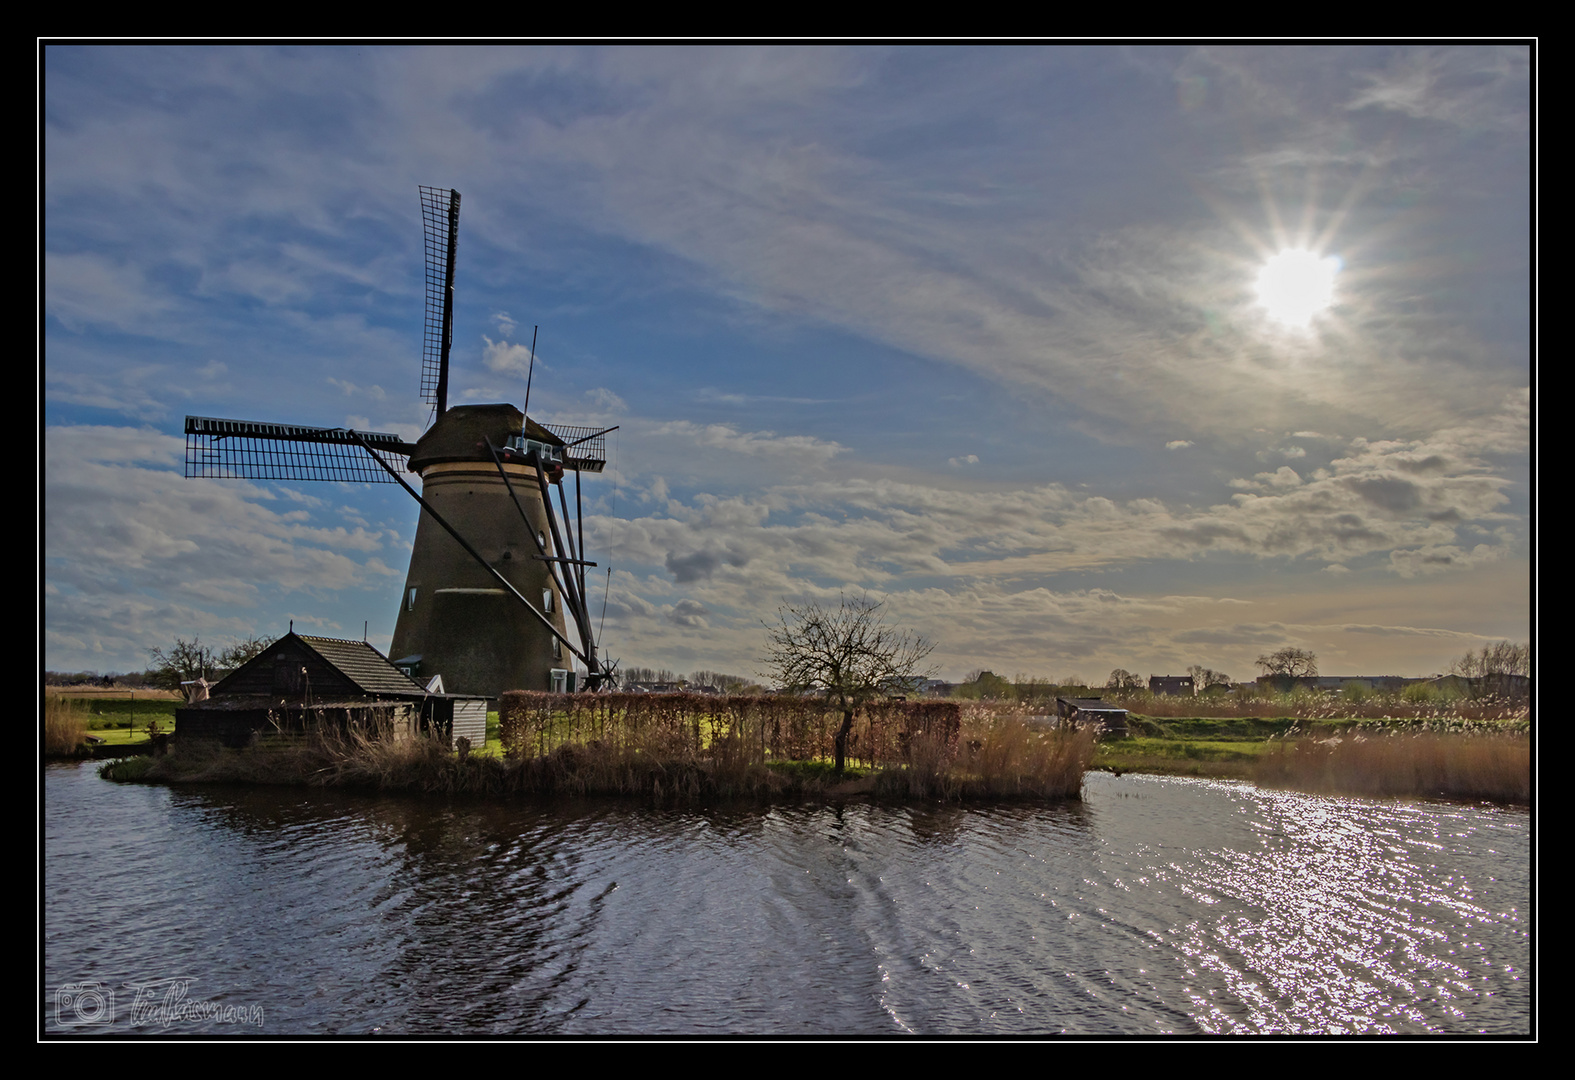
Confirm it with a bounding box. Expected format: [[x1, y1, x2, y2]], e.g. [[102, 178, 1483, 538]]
[[327, 378, 387, 400], [584, 387, 627, 414], [1345, 46, 1530, 131], [45, 252, 174, 334], [44, 425, 401, 667], [648, 420, 846, 463], [482, 335, 538, 378], [665, 598, 710, 628]]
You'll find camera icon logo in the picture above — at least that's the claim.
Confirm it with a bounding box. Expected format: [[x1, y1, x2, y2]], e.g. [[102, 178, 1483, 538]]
[[56, 982, 115, 1026]]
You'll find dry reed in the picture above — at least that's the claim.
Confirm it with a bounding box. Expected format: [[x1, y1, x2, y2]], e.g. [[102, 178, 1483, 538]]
[[43, 696, 89, 757], [1253, 728, 1529, 803], [117, 696, 1094, 803], [1100, 687, 1530, 725]]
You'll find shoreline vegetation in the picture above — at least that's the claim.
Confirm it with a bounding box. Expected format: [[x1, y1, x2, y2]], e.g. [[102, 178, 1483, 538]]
[[59, 690, 1530, 806], [96, 707, 1099, 803]]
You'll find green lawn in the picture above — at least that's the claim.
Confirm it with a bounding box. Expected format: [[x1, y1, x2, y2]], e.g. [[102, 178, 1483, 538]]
[[63, 696, 180, 734]]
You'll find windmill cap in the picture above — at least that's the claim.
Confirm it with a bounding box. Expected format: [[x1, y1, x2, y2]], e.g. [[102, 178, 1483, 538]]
[[407, 403, 564, 471]]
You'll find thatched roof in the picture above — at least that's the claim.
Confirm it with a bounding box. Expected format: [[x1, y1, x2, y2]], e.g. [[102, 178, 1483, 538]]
[[406, 403, 564, 471]]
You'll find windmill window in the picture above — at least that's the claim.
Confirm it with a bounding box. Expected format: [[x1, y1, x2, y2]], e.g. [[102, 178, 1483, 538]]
[[543, 589, 554, 614], [406, 587, 418, 611], [537, 531, 547, 551], [553, 637, 563, 661]]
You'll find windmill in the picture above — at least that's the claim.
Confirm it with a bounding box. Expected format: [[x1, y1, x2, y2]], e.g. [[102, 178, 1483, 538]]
[[184, 187, 617, 698]]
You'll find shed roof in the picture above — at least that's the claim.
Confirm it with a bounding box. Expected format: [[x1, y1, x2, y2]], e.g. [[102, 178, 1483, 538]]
[[1058, 697, 1128, 713], [209, 632, 428, 700], [296, 635, 429, 697]]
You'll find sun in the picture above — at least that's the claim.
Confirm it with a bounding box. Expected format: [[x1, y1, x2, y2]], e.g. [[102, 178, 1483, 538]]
[[1256, 248, 1340, 328]]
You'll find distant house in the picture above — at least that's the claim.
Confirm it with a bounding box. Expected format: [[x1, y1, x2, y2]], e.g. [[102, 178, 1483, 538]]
[[1055, 696, 1128, 736], [176, 632, 485, 749], [1148, 675, 1195, 696]]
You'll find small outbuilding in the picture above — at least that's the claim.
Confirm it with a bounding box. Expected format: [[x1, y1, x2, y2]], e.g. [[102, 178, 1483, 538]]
[[176, 632, 486, 749], [1055, 696, 1129, 736]]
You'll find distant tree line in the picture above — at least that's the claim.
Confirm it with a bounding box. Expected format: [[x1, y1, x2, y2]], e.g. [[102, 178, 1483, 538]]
[[47, 634, 280, 691], [618, 665, 764, 694]]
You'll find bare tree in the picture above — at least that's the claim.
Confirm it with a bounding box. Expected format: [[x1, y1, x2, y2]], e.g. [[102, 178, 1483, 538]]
[[1449, 641, 1530, 698], [1255, 647, 1318, 680], [146, 637, 214, 691], [955, 670, 1012, 699], [760, 593, 936, 773], [1450, 641, 1531, 678], [218, 635, 276, 674], [1106, 669, 1143, 692], [1187, 664, 1233, 691]]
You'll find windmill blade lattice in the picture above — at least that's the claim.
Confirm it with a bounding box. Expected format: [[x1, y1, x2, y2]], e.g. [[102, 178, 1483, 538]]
[[419, 186, 461, 416], [184, 416, 413, 483]]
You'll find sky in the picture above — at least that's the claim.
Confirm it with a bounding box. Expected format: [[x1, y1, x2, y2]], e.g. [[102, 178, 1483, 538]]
[[42, 44, 1534, 685]]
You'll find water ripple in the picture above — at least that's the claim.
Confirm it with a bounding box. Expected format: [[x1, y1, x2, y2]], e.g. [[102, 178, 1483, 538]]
[[43, 765, 1529, 1035]]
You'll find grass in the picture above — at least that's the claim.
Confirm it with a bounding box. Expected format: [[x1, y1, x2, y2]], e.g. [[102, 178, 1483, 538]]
[[43, 692, 175, 759], [63, 696, 181, 732], [97, 755, 156, 782], [1094, 736, 1267, 778]]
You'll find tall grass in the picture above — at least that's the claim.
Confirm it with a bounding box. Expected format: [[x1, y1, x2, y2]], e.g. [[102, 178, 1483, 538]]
[[43, 696, 88, 756], [1253, 728, 1529, 803], [878, 707, 1098, 800], [1100, 686, 1530, 725]]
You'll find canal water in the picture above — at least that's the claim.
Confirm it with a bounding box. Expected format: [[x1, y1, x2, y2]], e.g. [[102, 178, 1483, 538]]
[[41, 762, 1530, 1036]]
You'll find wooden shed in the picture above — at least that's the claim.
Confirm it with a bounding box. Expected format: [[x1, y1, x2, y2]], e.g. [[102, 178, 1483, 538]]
[[1055, 696, 1129, 736], [176, 632, 485, 749]]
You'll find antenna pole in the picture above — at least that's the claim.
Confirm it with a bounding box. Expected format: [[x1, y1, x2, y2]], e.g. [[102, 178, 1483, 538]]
[[598, 566, 611, 647], [521, 325, 539, 424]]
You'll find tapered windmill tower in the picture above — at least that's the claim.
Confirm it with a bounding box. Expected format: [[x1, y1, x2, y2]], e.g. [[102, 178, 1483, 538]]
[[184, 188, 615, 698]]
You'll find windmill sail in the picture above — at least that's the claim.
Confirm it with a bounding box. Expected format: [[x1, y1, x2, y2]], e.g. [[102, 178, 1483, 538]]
[[184, 416, 413, 483], [419, 186, 461, 417]]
